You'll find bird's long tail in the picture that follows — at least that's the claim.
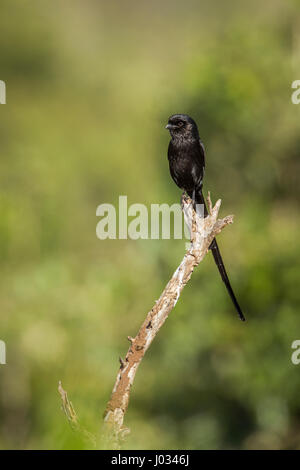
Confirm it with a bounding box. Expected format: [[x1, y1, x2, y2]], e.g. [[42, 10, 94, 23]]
[[190, 189, 245, 321]]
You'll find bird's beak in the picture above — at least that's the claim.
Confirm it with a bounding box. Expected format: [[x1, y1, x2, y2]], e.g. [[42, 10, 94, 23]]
[[165, 124, 172, 130]]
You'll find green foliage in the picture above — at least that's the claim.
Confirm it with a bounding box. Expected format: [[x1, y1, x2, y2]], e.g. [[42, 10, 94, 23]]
[[0, 0, 300, 450]]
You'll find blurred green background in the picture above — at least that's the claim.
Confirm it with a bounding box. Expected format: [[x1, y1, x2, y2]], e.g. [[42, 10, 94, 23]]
[[1, 0, 300, 450]]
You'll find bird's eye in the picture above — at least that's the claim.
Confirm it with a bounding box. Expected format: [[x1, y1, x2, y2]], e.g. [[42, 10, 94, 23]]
[[177, 121, 184, 127]]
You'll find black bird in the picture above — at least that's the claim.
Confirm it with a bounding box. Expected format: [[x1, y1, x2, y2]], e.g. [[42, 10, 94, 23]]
[[166, 113, 245, 321]]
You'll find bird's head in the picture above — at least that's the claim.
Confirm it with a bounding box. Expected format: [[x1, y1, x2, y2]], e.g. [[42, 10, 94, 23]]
[[165, 114, 199, 140]]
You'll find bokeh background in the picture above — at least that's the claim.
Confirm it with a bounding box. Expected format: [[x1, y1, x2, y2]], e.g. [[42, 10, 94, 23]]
[[1, 0, 300, 450]]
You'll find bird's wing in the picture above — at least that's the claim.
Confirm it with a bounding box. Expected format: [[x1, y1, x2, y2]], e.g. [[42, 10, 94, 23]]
[[191, 139, 205, 190]]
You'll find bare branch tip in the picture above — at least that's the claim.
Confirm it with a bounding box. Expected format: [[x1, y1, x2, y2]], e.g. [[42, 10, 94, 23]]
[[224, 214, 234, 224], [58, 380, 65, 397], [207, 191, 217, 215], [215, 198, 222, 209]]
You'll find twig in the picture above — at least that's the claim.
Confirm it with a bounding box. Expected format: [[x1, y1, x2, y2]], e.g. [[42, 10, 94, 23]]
[[102, 192, 234, 446], [58, 381, 97, 446]]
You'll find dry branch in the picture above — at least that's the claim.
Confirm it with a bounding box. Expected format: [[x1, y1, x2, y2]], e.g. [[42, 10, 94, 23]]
[[102, 192, 234, 446], [58, 381, 96, 446]]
